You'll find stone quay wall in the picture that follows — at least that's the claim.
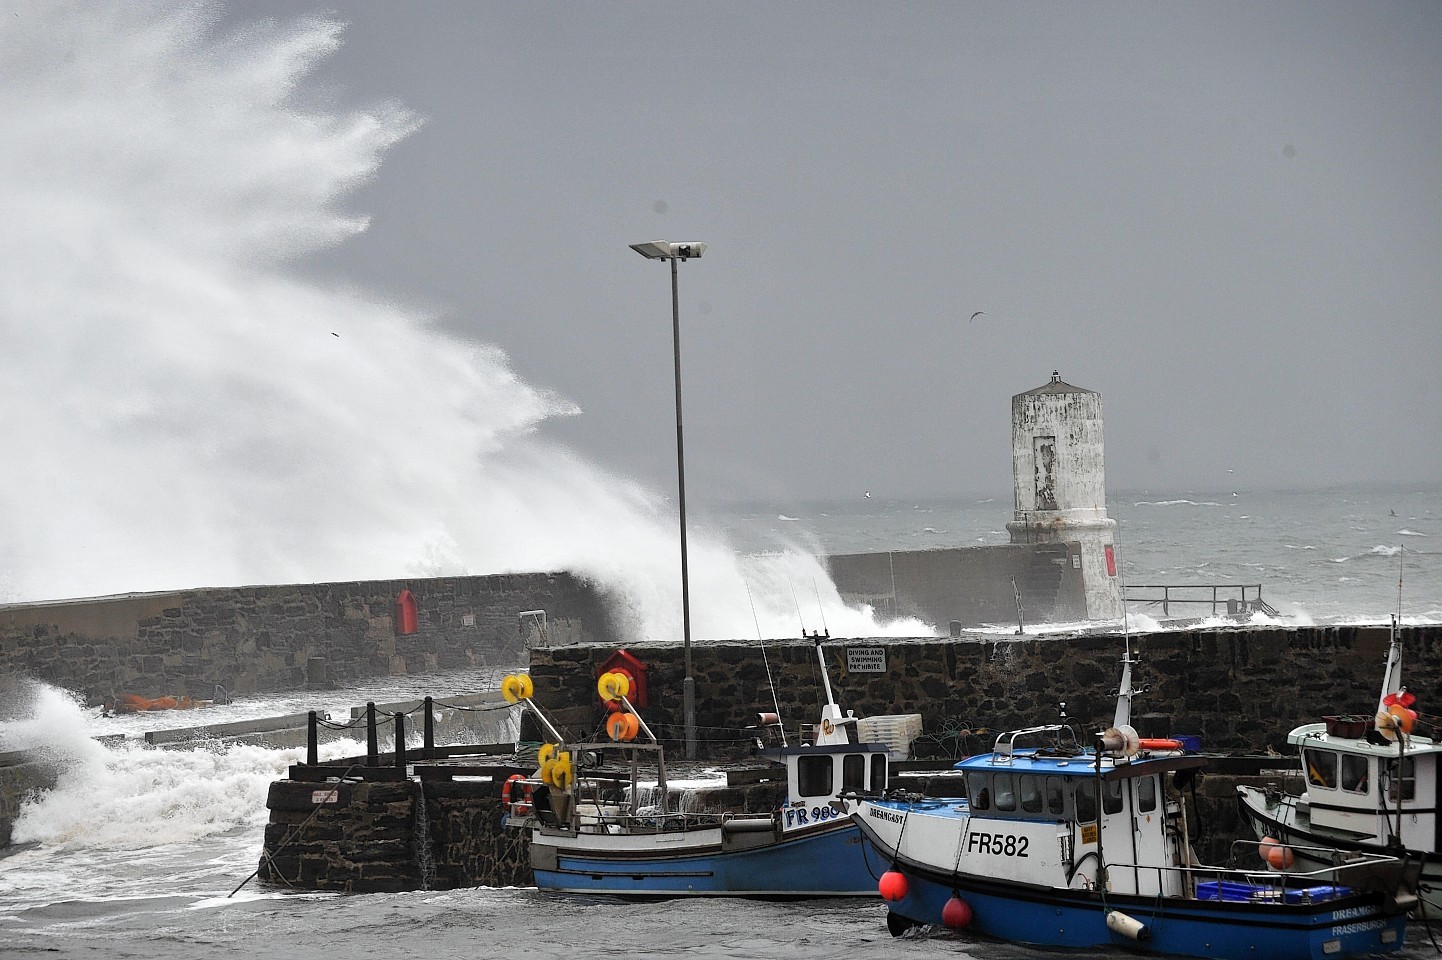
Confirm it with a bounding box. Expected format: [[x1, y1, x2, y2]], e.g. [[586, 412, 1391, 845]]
[[0, 572, 620, 705], [258, 774, 537, 893], [525, 623, 1442, 758], [256, 770, 790, 892]]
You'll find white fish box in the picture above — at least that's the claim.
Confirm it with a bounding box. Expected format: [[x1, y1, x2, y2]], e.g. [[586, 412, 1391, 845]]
[[856, 714, 923, 760]]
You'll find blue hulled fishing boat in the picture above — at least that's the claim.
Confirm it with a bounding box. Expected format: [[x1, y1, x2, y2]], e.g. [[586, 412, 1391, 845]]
[[500, 636, 898, 897], [847, 640, 1416, 960]]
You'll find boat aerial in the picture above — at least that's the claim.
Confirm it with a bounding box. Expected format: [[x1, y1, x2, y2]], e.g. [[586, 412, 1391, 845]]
[[846, 635, 1416, 960], [499, 633, 901, 896], [1239, 614, 1442, 916]]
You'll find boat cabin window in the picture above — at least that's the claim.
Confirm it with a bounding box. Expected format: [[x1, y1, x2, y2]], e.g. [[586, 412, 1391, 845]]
[[797, 755, 833, 798], [1045, 776, 1066, 816], [1305, 748, 1338, 789], [1074, 780, 1098, 823], [1386, 756, 1416, 802], [1137, 775, 1157, 813], [967, 772, 990, 811], [1020, 775, 1043, 813], [1102, 779, 1124, 815], [842, 754, 867, 790], [871, 754, 887, 791], [994, 772, 1017, 812], [1340, 754, 1369, 794]]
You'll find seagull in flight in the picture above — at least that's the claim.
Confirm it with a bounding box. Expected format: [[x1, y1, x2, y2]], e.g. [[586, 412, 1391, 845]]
[[970, 311, 985, 322]]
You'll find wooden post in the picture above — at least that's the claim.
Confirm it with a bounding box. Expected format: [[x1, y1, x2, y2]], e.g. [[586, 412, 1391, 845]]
[[395, 712, 407, 772], [366, 701, 378, 766], [424, 696, 435, 760], [307, 710, 318, 766]]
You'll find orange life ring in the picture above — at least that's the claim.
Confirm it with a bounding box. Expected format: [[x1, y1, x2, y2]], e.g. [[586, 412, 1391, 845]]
[[501, 773, 524, 805], [1138, 738, 1183, 751]]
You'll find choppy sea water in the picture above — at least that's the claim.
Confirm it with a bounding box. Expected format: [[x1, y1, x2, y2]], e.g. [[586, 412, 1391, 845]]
[[718, 484, 1442, 626], [2, 483, 1440, 959]]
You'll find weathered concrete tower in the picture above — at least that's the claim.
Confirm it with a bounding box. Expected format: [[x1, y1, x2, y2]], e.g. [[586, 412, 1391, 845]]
[[1006, 371, 1123, 620]]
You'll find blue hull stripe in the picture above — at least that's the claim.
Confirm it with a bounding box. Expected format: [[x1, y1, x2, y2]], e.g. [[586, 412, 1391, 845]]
[[534, 823, 879, 896]]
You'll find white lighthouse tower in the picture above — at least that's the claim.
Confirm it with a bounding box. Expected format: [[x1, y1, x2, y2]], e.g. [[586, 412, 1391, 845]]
[[1006, 371, 1123, 620]]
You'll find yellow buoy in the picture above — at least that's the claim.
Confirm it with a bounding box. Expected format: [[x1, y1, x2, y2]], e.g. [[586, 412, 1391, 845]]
[[537, 742, 557, 766], [596, 671, 630, 702], [551, 751, 574, 791], [501, 673, 534, 703]]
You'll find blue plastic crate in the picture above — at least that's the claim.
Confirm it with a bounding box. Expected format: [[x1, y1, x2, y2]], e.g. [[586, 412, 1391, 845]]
[[1195, 880, 1255, 902], [1282, 884, 1351, 904]]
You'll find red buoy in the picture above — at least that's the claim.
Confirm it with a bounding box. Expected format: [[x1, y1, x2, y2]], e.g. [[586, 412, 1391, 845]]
[[879, 869, 909, 902], [942, 895, 973, 929]]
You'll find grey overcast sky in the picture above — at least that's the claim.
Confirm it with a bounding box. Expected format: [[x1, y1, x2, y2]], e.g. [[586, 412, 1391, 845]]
[[207, 2, 1441, 504]]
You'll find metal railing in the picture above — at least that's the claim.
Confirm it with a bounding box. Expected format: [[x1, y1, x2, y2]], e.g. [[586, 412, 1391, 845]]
[[1124, 584, 1279, 618]]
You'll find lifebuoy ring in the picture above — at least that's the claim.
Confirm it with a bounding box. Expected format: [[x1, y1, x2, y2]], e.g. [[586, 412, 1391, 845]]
[[501, 773, 524, 805]]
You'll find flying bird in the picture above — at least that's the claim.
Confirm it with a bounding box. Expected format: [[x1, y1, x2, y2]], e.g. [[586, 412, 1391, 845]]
[[969, 311, 985, 322]]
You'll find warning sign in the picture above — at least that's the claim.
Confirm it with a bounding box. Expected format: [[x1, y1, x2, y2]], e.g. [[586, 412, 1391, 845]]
[[846, 647, 887, 673]]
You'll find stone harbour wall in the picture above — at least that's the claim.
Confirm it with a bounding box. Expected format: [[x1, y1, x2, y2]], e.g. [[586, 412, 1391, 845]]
[[0, 572, 621, 704], [525, 623, 1442, 758]]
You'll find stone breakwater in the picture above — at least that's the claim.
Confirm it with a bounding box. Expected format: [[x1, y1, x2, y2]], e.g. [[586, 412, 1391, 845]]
[[0, 572, 620, 704]]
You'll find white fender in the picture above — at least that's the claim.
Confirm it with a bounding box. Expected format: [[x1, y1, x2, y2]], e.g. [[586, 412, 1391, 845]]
[[1105, 909, 1151, 942]]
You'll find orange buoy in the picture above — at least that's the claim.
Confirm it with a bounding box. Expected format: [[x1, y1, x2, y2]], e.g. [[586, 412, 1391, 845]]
[[501, 773, 523, 805], [1388, 702, 1417, 735], [607, 712, 640, 742], [1137, 738, 1183, 752], [942, 895, 973, 929], [1259, 836, 1295, 869], [879, 869, 909, 902]]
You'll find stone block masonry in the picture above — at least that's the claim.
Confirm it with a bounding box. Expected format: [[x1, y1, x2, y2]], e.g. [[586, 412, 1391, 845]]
[[0, 572, 622, 704], [524, 624, 1441, 758]]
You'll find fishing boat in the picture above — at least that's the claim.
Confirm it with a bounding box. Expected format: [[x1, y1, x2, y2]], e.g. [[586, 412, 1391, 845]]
[[847, 638, 1416, 960], [1239, 615, 1442, 917], [499, 635, 898, 897]]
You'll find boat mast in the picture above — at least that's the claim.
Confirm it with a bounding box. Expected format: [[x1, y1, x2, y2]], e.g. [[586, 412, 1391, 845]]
[[1113, 631, 1138, 730], [812, 631, 849, 746], [1378, 614, 1404, 714]]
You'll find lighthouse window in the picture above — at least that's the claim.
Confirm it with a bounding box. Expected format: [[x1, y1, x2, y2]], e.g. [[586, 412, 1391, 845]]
[[797, 755, 833, 798], [842, 754, 867, 790], [1304, 748, 1338, 789], [994, 773, 1017, 812], [1340, 755, 1369, 794]]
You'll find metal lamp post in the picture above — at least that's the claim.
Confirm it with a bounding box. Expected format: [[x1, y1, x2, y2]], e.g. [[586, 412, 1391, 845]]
[[629, 240, 706, 759]]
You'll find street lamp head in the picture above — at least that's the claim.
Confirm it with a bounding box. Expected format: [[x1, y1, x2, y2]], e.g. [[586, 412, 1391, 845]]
[[629, 240, 706, 261]]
